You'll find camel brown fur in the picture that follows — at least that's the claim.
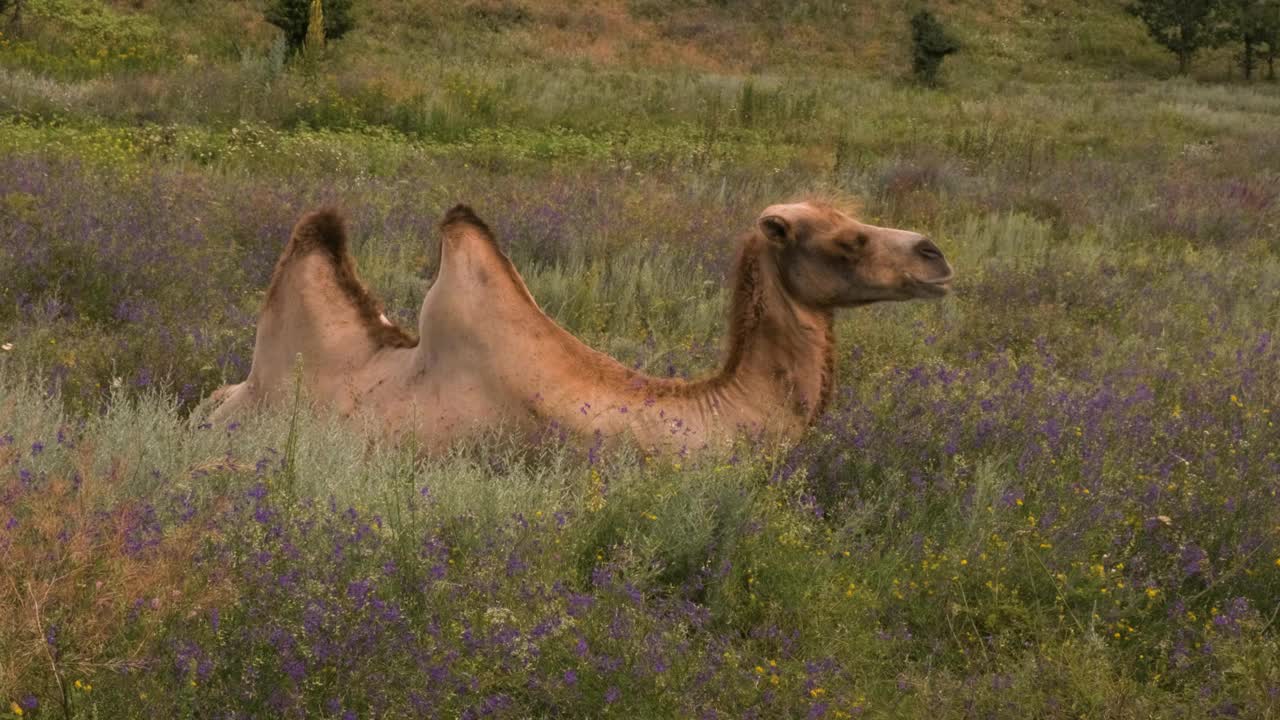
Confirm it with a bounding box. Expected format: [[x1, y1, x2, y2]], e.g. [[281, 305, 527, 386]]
[[207, 201, 953, 454]]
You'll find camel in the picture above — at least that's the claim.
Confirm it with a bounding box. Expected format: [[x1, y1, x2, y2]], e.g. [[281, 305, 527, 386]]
[[205, 201, 953, 454]]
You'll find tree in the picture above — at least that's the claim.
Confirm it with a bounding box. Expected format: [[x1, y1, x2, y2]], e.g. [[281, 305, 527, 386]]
[[1215, 0, 1280, 79], [1265, 6, 1280, 79], [910, 9, 959, 86], [304, 0, 325, 54], [265, 0, 354, 54], [1245, 0, 1280, 79], [0, 0, 24, 35], [1128, 0, 1219, 74]]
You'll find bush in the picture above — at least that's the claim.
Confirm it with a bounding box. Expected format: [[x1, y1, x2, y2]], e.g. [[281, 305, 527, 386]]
[[910, 9, 959, 85], [264, 0, 354, 53]]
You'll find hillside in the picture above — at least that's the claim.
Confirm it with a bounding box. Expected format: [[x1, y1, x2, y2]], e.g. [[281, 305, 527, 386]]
[[0, 0, 1180, 85]]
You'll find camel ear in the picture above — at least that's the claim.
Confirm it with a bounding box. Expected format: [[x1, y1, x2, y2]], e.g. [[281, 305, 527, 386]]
[[759, 215, 791, 245]]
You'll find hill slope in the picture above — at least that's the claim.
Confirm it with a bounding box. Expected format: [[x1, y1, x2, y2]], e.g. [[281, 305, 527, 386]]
[[0, 0, 1181, 83]]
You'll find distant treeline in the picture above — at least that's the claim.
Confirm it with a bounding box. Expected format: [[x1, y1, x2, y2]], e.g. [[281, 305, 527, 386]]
[[1129, 0, 1279, 78]]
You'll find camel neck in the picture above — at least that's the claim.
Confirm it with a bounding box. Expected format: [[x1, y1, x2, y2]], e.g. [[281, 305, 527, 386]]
[[712, 238, 835, 429]]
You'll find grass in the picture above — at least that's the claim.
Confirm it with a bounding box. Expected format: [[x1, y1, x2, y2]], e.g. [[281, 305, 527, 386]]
[[2, 0, 1280, 717]]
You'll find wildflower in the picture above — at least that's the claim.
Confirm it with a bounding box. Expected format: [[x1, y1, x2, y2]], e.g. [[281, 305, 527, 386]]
[[1146, 588, 1160, 599], [810, 688, 826, 698], [10, 701, 23, 716]]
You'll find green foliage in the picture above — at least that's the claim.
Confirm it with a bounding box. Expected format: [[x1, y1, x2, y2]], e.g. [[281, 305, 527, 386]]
[[0, 0, 163, 76], [910, 9, 959, 85], [265, 0, 353, 53], [1216, 0, 1280, 79], [1127, 0, 1219, 73]]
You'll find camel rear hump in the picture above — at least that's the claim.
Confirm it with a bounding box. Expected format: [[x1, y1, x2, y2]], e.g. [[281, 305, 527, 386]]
[[440, 204, 492, 236], [432, 203, 539, 310]]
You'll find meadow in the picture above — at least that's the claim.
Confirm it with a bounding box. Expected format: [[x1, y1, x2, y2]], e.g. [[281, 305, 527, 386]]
[[2, 1, 1280, 717]]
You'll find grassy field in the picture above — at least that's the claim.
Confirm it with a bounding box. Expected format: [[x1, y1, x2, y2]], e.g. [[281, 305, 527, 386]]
[[3, 1, 1280, 718]]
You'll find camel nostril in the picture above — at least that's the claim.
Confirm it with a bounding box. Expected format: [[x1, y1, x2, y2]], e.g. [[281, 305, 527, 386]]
[[916, 239, 944, 261]]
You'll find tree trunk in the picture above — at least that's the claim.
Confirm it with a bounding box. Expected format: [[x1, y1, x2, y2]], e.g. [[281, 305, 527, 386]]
[[1242, 39, 1256, 80], [1178, 50, 1190, 75]]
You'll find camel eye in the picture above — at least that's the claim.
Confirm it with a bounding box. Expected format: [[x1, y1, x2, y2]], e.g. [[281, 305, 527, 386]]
[[836, 234, 868, 254]]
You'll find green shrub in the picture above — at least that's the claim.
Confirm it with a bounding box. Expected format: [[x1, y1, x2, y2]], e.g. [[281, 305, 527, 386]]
[[910, 8, 959, 85], [264, 0, 354, 53]]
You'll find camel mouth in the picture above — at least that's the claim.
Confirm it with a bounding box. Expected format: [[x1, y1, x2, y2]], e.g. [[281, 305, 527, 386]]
[[907, 272, 954, 298]]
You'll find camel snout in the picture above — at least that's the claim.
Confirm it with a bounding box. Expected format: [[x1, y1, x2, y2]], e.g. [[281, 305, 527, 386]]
[[905, 238, 954, 296]]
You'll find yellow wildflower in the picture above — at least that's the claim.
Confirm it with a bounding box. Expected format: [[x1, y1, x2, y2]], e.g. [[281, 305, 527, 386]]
[[10, 702, 23, 716]]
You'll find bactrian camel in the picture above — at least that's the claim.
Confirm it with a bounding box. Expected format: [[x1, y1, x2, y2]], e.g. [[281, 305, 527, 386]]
[[206, 201, 953, 454]]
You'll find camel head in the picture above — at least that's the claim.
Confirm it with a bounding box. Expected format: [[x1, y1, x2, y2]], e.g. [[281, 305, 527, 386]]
[[757, 201, 953, 308]]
